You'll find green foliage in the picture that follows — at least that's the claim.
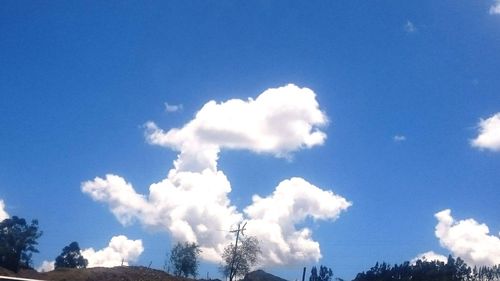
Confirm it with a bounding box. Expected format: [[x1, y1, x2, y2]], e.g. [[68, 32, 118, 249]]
[[169, 242, 201, 278], [55, 241, 88, 269], [310, 265, 333, 281], [0, 216, 42, 272], [353, 255, 500, 281], [220, 236, 261, 281]]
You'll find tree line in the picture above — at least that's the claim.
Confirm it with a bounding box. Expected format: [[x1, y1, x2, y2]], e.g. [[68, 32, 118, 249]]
[[307, 260, 500, 281], [353, 256, 500, 281]]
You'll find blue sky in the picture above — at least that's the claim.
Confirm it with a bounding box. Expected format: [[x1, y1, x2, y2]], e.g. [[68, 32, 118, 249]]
[[1, 1, 500, 280]]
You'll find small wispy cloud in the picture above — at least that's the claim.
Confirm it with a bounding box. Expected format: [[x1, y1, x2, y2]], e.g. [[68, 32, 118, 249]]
[[393, 135, 406, 142], [164, 102, 183, 113], [404, 20, 417, 33], [490, 0, 500, 14]]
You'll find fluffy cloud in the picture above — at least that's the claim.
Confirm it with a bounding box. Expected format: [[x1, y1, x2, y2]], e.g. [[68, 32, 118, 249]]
[[82, 172, 242, 262], [145, 84, 327, 172], [82, 235, 144, 267], [411, 251, 448, 264], [37, 235, 143, 272], [434, 209, 500, 266], [83, 84, 350, 265], [471, 113, 500, 151], [490, 0, 500, 14], [81, 175, 152, 226], [244, 177, 352, 264], [0, 200, 8, 221]]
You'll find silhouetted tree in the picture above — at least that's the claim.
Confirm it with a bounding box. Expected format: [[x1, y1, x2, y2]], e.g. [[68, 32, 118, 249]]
[[54, 241, 88, 269], [0, 216, 42, 272], [220, 236, 260, 281], [310, 265, 333, 281], [310, 266, 318, 281], [169, 242, 201, 278]]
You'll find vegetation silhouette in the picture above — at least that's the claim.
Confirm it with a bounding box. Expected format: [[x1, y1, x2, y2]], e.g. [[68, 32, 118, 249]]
[[353, 255, 500, 281], [0, 216, 42, 272], [310, 265, 334, 281], [220, 236, 261, 281], [55, 241, 88, 269], [169, 242, 201, 278]]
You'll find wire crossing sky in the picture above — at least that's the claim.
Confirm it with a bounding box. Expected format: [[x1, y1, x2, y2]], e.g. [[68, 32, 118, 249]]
[[1, 1, 499, 280]]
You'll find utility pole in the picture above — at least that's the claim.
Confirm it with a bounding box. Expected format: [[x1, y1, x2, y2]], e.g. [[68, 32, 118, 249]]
[[229, 222, 247, 281]]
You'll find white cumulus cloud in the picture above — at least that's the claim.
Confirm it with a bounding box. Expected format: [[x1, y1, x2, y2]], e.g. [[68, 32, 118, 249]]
[[0, 200, 9, 221], [471, 113, 500, 151], [37, 235, 143, 272], [434, 209, 500, 266], [490, 0, 500, 14], [83, 84, 350, 265], [82, 172, 242, 262], [244, 177, 352, 264], [411, 251, 448, 264], [82, 235, 144, 267], [146, 84, 327, 172]]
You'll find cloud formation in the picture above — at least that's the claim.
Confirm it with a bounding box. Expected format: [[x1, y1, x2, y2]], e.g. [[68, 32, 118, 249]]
[[146, 84, 327, 172], [244, 177, 352, 264], [0, 200, 8, 221], [411, 251, 448, 264], [490, 0, 500, 14], [83, 84, 351, 265], [471, 113, 500, 151], [37, 235, 144, 272], [82, 172, 241, 262], [434, 209, 500, 266], [82, 235, 144, 268]]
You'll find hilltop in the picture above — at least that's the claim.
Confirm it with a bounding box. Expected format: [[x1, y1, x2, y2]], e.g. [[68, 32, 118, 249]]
[[0, 267, 287, 281], [242, 270, 289, 281], [1, 266, 190, 281]]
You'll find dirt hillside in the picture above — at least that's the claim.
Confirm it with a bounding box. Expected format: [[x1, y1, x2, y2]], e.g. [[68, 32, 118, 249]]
[[2, 266, 192, 281], [1, 267, 285, 281]]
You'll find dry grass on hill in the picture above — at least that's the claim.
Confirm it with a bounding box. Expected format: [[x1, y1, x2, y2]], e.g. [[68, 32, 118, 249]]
[[2, 266, 192, 281]]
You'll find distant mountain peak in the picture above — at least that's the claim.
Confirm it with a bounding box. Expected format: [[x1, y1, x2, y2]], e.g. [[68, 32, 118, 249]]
[[243, 270, 288, 281]]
